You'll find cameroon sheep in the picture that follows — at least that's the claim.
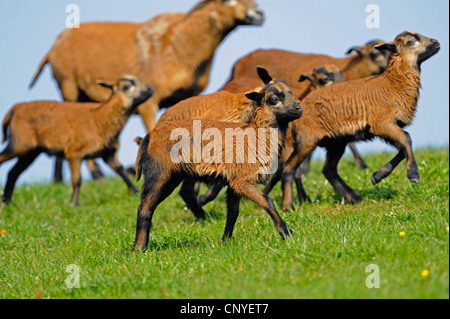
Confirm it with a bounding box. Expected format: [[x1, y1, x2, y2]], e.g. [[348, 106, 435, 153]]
[[262, 65, 368, 197], [279, 31, 440, 211], [155, 67, 283, 219], [0, 76, 154, 206], [228, 39, 390, 93], [133, 76, 302, 251]]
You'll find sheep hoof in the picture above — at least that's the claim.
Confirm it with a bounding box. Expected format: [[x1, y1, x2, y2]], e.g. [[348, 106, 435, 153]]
[[371, 172, 383, 185], [346, 192, 363, 204], [130, 187, 140, 195], [280, 226, 294, 239], [356, 161, 368, 170], [91, 168, 105, 180], [407, 171, 420, 184], [283, 204, 295, 213]]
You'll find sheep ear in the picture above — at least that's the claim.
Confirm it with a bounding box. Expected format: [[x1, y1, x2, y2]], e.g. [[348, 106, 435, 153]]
[[256, 66, 273, 85], [298, 73, 314, 83], [133, 137, 143, 146], [346, 46, 365, 56], [245, 91, 264, 104], [375, 42, 398, 53], [96, 80, 115, 91]]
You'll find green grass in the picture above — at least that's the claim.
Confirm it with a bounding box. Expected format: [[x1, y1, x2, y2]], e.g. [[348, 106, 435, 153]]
[[0, 148, 448, 299]]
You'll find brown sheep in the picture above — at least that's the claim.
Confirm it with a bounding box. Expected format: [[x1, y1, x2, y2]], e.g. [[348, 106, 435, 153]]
[[262, 65, 368, 198], [30, 0, 265, 183], [228, 39, 390, 93], [278, 31, 440, 211], [133, 75, 302, 251], [0, 76, 154, 206], [155, 67, 282, 219]]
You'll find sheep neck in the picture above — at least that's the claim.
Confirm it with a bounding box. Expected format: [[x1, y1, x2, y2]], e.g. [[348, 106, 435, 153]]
[[249, 106, 289, 151], [169, 3, 236, 71], [92, 94, 131, 143], [341, 54, 374, 81], [383, 53, 421, 125], [231, 97, 257, 123]]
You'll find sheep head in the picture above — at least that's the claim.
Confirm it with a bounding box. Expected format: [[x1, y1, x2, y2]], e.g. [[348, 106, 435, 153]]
[[97, 75, 154, 111], [376, 31, 440, 70], [246, 68, 302, 124], [209, 0, 264, 27], [299, 64, 345, 88], [347, 39, 391, 74]]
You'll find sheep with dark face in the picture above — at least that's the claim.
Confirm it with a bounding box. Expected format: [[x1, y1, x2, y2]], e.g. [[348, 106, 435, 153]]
[[133, 72, 302, 251], [279, 31, 440, 211], [1, 76, 153, 206]]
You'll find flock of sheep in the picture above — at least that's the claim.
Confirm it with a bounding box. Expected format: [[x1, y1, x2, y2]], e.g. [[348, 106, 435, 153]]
[[0, 0, 441, 252]]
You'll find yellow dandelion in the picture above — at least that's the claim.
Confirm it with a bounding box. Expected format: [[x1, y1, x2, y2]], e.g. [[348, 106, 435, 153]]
[[447, 226, 449, 232], [399, 231, 405, 237], [421, 269, 430, 277]]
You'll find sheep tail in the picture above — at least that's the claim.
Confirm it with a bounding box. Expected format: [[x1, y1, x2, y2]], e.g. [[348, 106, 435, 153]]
[[2, 109, 14, 144], [29, 54, 49, 89], [135, 134, 150, 182]]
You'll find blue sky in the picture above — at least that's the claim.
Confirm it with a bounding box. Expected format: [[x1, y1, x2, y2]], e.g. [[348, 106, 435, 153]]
[[0, 0, 448, 184]]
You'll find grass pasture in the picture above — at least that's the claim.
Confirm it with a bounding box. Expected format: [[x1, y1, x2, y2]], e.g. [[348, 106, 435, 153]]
[[0, 148, 448, 299]]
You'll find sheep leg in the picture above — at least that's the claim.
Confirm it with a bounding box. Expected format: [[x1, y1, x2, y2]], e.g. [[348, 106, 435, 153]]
[[348, 143, 368, 169], [67, 158, 82, 207], [262, 167, 282, 195], [137, 100, 159, 132], [198, 184, 223, 206], [294, 165, 310, 203], [2, 151, 40, 205], [371, 150, 405, 185], [133, 175, 183, 252], [222, 188, 241, 244], [86, 160, 105, 180], [193, 181, 201, 197], [104, 153, 139, 194], [373, 129, 419, 184], [298, 153, 313, 176], [53, 158, 64, 183], [239, 184, 293, 239], [323, 143, 363, 204], [179, 179, 207, 220], [281, 147, 313, 211]]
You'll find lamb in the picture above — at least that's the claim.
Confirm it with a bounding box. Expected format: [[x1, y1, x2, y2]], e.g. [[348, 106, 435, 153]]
[[154, 67, 282, 220], [132, 75, 302, 251], [0, 76, 154, 206], [262, 65, 369, 197], [278, 31, 440, 211], [228, 39, 390, 93]]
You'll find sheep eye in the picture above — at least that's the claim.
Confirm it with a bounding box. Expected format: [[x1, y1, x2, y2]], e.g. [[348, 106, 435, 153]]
[[319, 77, 330, 86], [122, 83, 133, 91], [406, 38, 416, 46], [269, 95, 278, 105]]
